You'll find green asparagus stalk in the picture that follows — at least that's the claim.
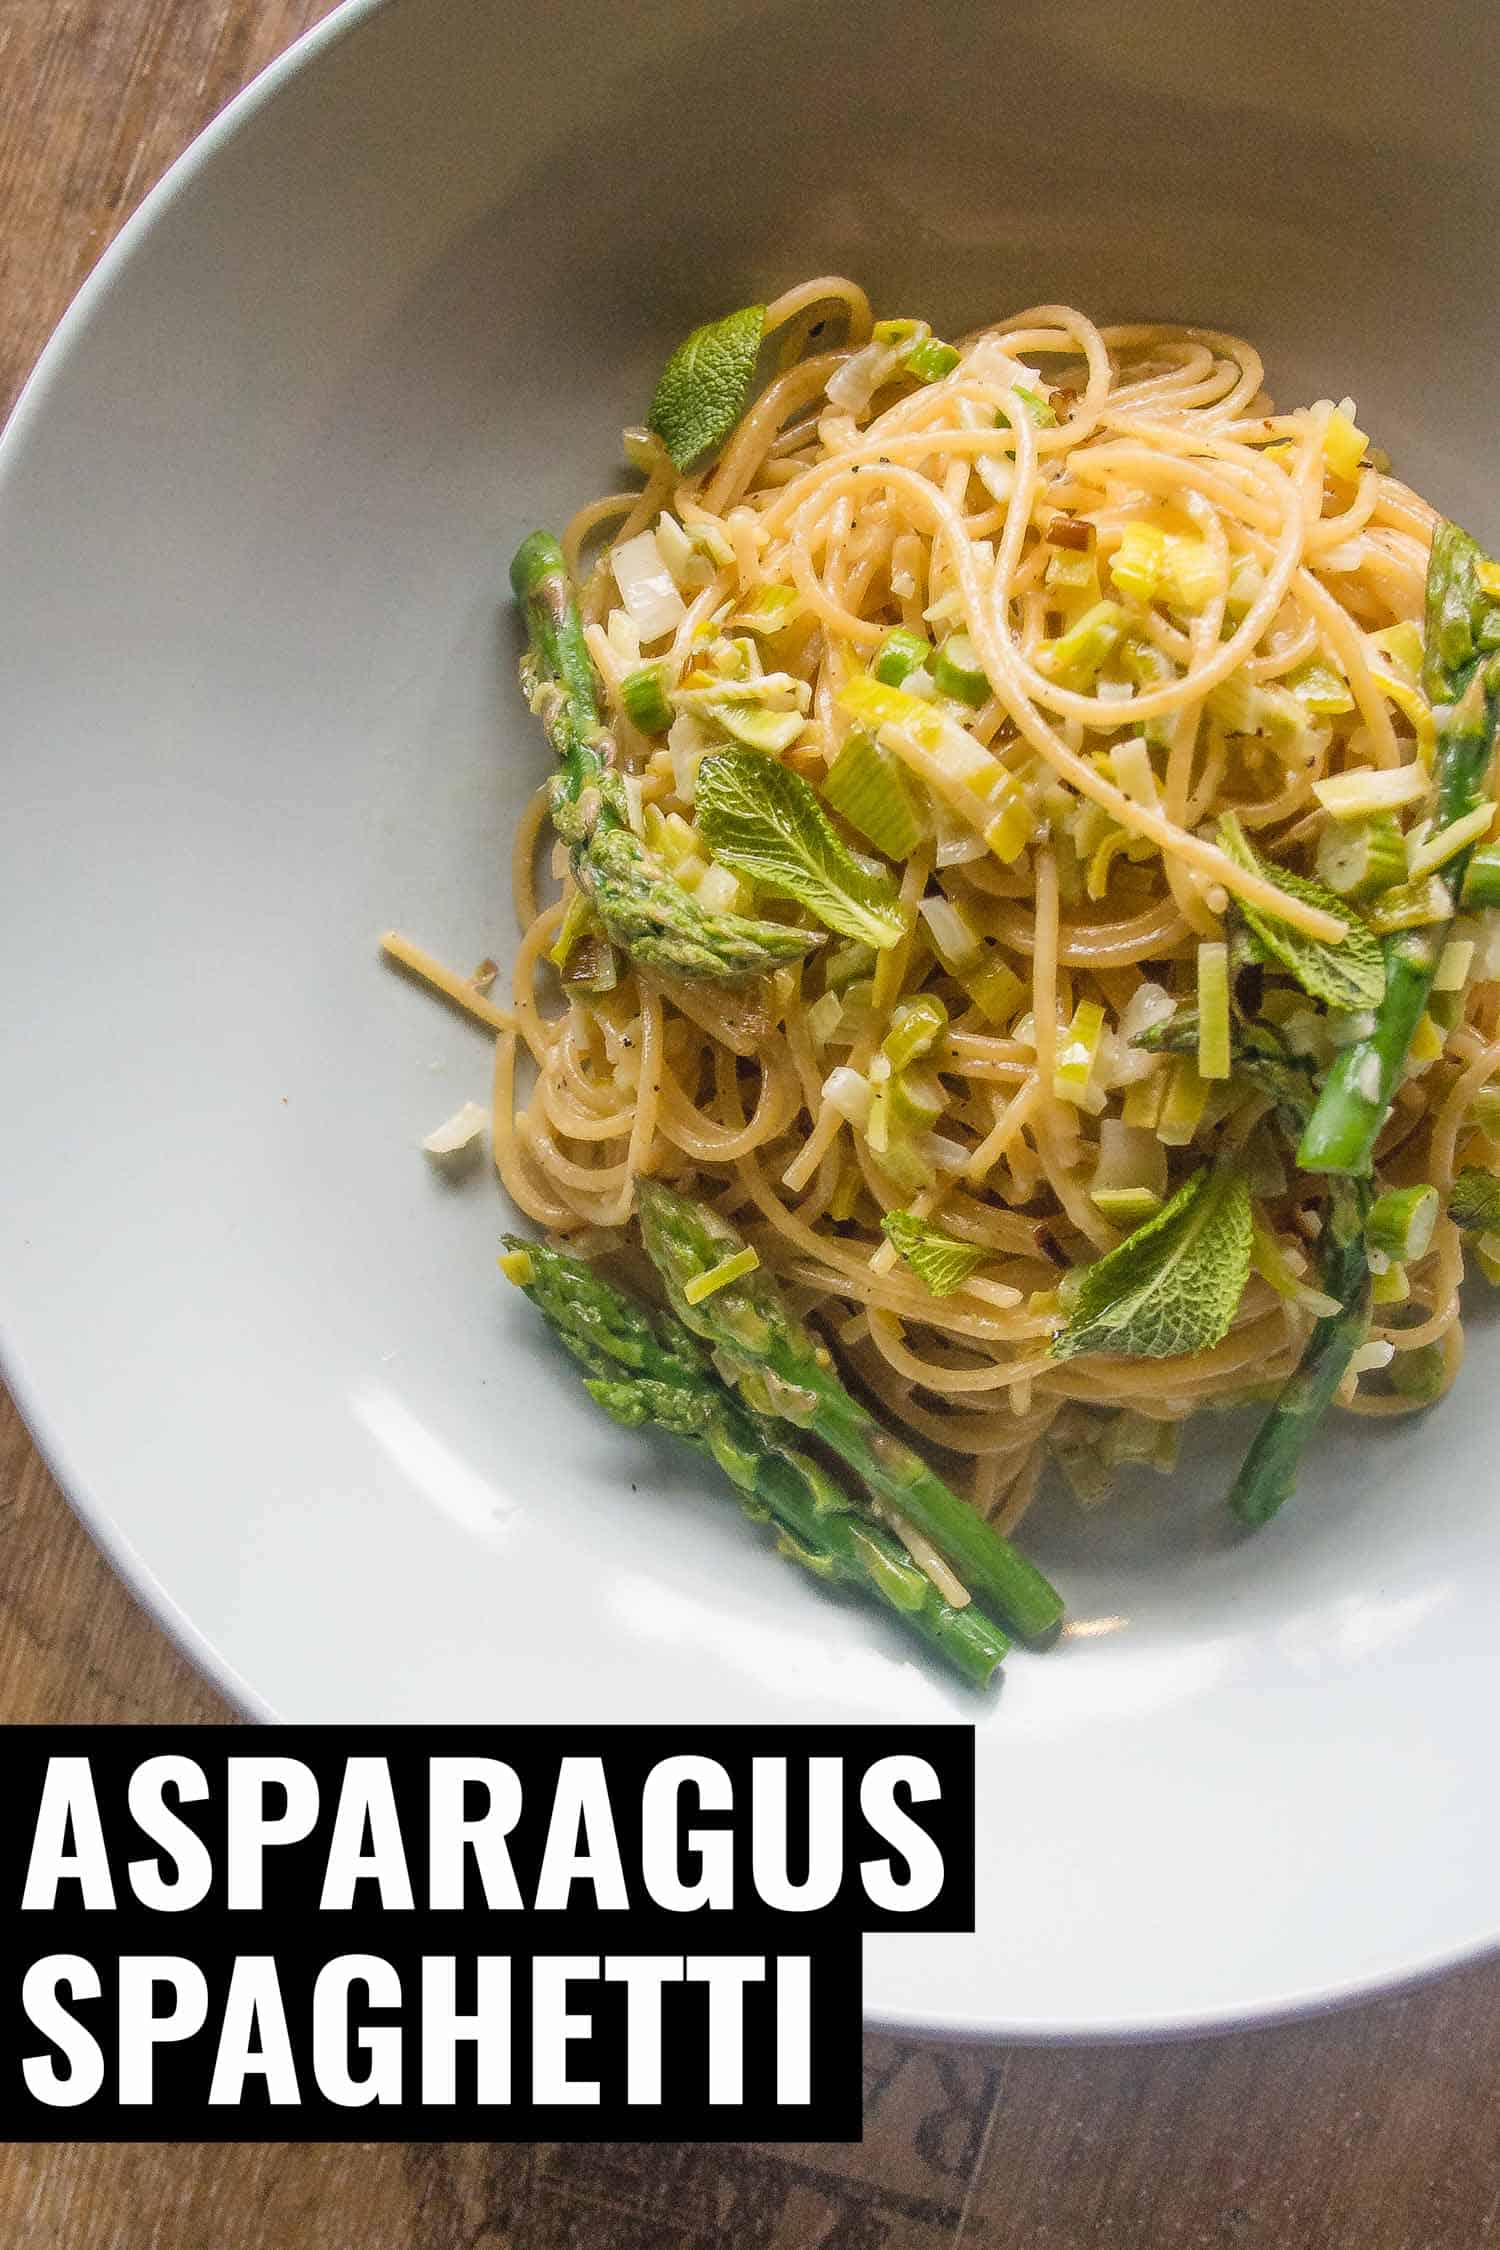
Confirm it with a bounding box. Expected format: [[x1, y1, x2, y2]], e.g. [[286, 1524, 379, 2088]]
[[634, 1182, 1065, 1642], [510, 533, 820, 983], [1226, 1177, 1373, 1525], [1298, 521, 1500, 1176], [502, 1236, 1010, 1686], [1133, 1008, 1373, 1523]]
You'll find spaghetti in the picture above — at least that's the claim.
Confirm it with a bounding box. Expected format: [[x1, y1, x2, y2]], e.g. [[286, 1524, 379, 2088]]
[[475, 281, 1499, 1529]]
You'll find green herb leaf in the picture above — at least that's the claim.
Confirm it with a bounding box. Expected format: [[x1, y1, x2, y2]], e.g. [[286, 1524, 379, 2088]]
[[695, 748, 907, 948], [1217, 813, 1386, 1011], [647, 304, 766, 473], [1450, 1166, 1500, 1233], [1052, 1163, 1252, 1361], [880, 1212, 988, 1296]]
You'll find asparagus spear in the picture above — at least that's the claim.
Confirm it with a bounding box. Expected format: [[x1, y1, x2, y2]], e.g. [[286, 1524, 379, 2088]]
[[1298, 521, 1500, 1176], [502, 1236, 1010, 1687], [1226, 1184, 1372, 1526], [634, 1182, 1065, 1642], [1134, 1008, 1372, 1523], [1134, 1008, 1319, 1142], [510, 533, 820, 983]]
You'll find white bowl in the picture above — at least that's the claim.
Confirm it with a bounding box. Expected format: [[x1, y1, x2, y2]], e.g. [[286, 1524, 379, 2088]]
[[3, 0, 1498, 2039]]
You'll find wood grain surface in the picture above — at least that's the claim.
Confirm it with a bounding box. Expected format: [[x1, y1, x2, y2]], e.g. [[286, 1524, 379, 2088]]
[[2, 5, 1499, 2244]]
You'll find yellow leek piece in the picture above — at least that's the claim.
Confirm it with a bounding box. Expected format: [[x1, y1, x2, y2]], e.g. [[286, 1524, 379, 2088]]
[[1367, 664, 1436, 758], [1196, 942, 1232, 1080], [1405, 802, 1497, 881], [1053, 1000, 1106, 1106], [838, 671, 941, 745], [1109, 522, 1167, 604], [1312, 765, 1430, 821], [829, 1163, 863, 1222], [1323, 405, 1368, 481], [982, 785, 1039, 863], [1434, 938, 1475, 993], [1121, 1071, 1167, 1129], [1157, 1056, 1211, 1146], [1368, 621, 1424, 679], [684, 1246, 761, 1305], [1409, 1012, 1446, 1065], [1111, 736, 1162, 811], [1161, 534, 1223, 613], [1371, 1262, 1411, 1307], [963, 953, 1027, 1026], [1090, 1185, 1164, 1226]]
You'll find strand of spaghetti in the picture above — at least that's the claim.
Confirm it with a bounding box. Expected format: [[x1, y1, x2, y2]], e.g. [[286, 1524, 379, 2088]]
[[515, 1119, 633, 1228], [491, 1032, 579, 1229], [984, 897, 1190, 966], [763, 273, 874, 346], [611, 983, 663, 1224], [1035, 1106, 1117, 1252], [560, 491, 641, 579], [667, 571, 737, 671], [655, 1048, 797, 1163], [511, 785, 553, 932], [787, 1256, 1038, 1344], [1102, 324, 1266, 419], [780, 849, 929, 1196], [1245, 613, 1319, 680], [381, 931, 518, 1034], [753, 1236, 1037, 1345], [769, 452, 1347, 934], [1160, 488, 1232, 937], [1030, 845, 1061, 1117], [508, 902, 569, 1067], [1373, 1233, 1465, 1353], [1231, 528, 1404, 765], [704, 352, 847, 515], [864, 1309, 1048, 1395], [852, 1364, 1059, 1457], [991, 1450, 1048, 1534], [1349, 1326, 1464, 1417], [1304, 467, 1381, 553], [1429, 1035, 1500, 1187], [517, 1115, 630, 1195], [536, 1060, 635, 1141]]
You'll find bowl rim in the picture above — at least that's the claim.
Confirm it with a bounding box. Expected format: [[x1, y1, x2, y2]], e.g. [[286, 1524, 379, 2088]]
[[0, 0, 390, 1734], [4, 0, 1498, 2047]]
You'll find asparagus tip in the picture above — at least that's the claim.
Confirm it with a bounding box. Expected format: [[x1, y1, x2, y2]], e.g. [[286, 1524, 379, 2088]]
[[510, 529, 567, 603]]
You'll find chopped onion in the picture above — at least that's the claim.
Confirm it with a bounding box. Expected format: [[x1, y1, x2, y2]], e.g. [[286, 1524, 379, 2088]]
[[422, 1100, 488, 1157], [694, 863, 742, 914], [611, 529, 686, 643], [920, 1131, 973, 1174], [1091, 1119, 1168, 1199], [826, 337, 907, 414], [918, 894, 984, 972], [821, 1066, 873, 1128]]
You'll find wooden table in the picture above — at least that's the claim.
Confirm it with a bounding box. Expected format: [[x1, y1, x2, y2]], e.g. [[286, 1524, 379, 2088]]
[[3, 5, 1499, 2241]]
